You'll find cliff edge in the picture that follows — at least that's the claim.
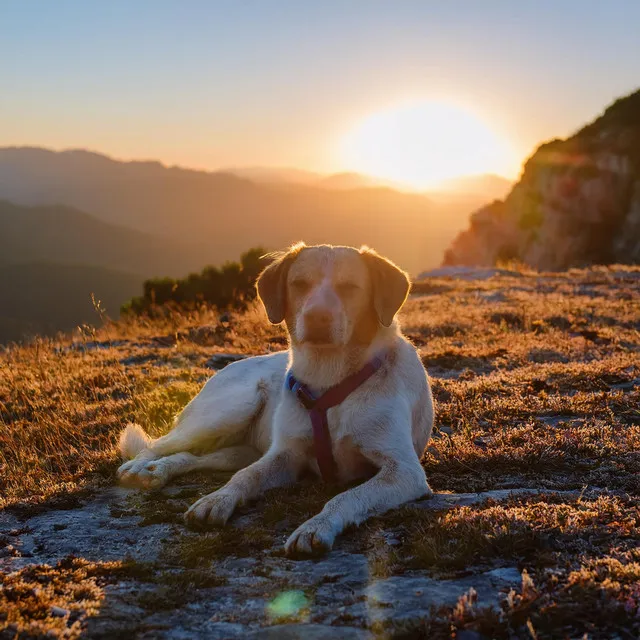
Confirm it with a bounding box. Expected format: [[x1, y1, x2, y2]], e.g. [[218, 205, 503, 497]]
[[445, 89, 640, 269]]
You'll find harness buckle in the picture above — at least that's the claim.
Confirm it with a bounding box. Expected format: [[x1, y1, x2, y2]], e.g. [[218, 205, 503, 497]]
[[295, 385, 316, 410]]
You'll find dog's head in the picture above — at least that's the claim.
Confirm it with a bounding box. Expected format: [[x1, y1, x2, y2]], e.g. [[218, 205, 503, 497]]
[[257, 243, 410, 348]]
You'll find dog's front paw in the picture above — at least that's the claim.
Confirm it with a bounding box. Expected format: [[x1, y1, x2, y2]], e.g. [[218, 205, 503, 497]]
[[184, 491, 238, 528], [285, 515, 337, 556], [117, 458, 153, 488], [117, 457, 167, 490]]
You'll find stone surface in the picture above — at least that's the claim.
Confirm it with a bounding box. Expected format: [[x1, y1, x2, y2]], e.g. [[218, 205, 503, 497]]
[[0, 487, 174, 570], [417, 266, 522, 280], [364, 566, 521, 624], [0, 486, 557, 637], [0, 485, 594, 638], [248, 624, 374, 639]]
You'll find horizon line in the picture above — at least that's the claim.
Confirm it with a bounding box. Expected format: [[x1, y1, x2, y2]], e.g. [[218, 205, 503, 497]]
[[0, 143, 516, 192]]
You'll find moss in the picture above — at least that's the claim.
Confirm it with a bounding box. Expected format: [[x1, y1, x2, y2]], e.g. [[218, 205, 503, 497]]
[[163, 526, 275, 569], [260, 481, 342, 527], [134, 568, 228, 612]]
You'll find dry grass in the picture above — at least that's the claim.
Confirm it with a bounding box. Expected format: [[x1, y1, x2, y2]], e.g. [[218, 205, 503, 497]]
[[1, 265, 639, 637], [0, 557, 147, 639]]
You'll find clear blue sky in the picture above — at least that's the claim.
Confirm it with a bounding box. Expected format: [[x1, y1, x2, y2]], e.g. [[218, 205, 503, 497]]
[[1, 0, 638, 180]]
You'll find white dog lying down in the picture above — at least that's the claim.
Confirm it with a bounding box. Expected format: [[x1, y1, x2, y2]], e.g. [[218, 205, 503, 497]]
[[118, 243, 434, 555]]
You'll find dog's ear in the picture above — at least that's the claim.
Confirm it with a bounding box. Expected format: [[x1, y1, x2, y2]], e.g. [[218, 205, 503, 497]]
[[256, 242, 306, 324], [360, 247, 410, 327]]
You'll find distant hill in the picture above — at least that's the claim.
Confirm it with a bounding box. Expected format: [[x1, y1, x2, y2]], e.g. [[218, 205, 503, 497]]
[[0, 146, 486, 275], [225, 166, 324, 185], [0, 262, 143, 343], [429, 174, 513, 201], [317, 172, 385, 190], [229, 166, 512, 197], [226, 167, 392, 190], [445, 88, 640, 269], [0, 200, 215, 277]]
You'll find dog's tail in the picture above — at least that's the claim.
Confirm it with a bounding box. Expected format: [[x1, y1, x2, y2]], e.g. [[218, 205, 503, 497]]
[[119, 423, 154, 460]]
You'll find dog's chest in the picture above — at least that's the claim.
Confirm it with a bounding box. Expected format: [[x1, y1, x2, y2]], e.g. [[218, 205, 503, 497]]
[[282, 389, 379, 480], [306, 435, 376, 482]]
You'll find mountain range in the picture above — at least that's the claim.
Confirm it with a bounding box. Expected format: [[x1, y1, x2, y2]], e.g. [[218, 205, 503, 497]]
[[0, 146, 510, 342], [227, 165, 512, 199], [3, 88, 636, 344], [0, 200, 211, 277], [0, 146, 506, 275]]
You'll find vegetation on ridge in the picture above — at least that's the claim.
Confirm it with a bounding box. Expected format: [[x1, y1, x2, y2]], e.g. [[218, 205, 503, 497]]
[[121, 246, 271, 316]]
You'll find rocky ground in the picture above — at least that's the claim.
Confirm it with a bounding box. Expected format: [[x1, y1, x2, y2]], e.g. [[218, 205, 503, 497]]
[[1, 266, 639, 639]]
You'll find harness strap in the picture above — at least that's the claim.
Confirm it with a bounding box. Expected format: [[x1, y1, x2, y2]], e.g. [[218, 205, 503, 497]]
[[285, 354, 385, 482]]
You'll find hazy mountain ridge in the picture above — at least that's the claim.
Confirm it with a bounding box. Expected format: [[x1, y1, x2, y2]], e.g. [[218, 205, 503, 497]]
[[0, 199, 219, 343], [227, 165, 512, 197], [0, 146, 499, 276], [0, 200, 214, 277], [445, 88, 640, 269], [0, 146, 509, 342], [225, 166, 403, 190]]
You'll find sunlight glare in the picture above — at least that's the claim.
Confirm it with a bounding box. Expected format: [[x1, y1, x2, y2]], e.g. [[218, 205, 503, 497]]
[[340, 100, 515, 189]]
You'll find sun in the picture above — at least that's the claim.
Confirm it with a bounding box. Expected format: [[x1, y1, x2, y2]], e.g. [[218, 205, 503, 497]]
[[339, 100, 515, 189]]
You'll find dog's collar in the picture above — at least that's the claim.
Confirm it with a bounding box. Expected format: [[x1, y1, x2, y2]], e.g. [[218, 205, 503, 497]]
[[284, 353, 386, 483]]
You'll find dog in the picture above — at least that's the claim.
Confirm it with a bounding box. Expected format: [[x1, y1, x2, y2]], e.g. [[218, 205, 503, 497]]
[[117, 242, 434, 555]]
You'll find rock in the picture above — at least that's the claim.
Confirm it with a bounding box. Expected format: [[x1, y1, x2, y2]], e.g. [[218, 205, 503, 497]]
[[443, 89, 640, 270], [120, 353, 159, 366], [204, 353, 248, 370], [188, 325, 228, 346], [456, 631, 485, 640], [527, 348, 569, 364], [63, 339, 129, 353], [0, 486, 595, 636], [365, 567, 521, 623], [417, 266, 521, 280], [50, 606, 69, 617], [248, 625, 373, 639], [412, 488, 583, 512], [0, 487, 173, 569]]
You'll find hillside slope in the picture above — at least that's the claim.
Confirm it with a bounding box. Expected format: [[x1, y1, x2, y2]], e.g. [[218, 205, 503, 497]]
[[0, 147, 469, 275], [0, 267, 638, 637], [0, 200, 215, 277], [0, 262, 143, 343], [445, 88, 640, 269]]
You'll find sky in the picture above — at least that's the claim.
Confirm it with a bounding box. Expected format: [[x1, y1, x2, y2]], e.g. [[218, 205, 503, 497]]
[[1, 0, 639, 184]]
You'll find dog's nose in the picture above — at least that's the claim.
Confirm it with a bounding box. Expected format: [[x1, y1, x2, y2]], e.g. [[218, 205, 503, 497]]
[[303, 307, 334, 343], [304, 308, 333, 329]]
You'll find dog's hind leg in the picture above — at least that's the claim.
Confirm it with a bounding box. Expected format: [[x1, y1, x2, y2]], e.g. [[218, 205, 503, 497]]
[[119, 445, 262, 490], [117, 358, 273, 486]]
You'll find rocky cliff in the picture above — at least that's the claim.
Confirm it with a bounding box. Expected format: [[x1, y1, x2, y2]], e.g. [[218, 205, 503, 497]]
[[444, 89, 640, 269]]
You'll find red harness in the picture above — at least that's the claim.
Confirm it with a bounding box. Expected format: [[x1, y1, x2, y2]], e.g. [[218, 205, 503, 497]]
[[285, 355, 385, 482]]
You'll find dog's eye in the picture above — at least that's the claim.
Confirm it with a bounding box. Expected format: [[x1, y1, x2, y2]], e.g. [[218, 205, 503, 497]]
[[337, 282, 360, 296], [290, 279, 310, 293]]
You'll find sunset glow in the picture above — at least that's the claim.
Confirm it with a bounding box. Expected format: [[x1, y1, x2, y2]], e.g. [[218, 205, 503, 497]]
[[340, 101, 516, 189]]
